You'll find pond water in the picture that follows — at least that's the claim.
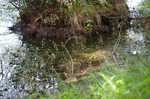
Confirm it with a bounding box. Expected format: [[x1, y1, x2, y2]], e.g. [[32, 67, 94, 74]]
[[0, 0, 148, 98]]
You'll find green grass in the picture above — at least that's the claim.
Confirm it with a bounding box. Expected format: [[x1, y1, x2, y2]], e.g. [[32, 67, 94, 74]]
[[98, 59, 150, 99], [29, 56, 150, 99]]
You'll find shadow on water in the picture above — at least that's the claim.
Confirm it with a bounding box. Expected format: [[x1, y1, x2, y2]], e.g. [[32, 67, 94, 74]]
[[0, 0, 149, 98]]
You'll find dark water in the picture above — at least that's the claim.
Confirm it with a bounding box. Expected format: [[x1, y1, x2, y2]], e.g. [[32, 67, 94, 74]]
[[0, 0, 148, 98]]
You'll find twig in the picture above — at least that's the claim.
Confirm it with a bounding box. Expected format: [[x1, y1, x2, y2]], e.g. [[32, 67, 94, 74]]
[[9, 2, 20, 10], [62, 44, 74, 75], [112, 22, 122, 65], [65, 36, 76, 46]]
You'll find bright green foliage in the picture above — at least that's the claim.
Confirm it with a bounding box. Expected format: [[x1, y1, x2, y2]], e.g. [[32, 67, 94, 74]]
[[139, 0, 150, 16], [98, 60, 150, 99]]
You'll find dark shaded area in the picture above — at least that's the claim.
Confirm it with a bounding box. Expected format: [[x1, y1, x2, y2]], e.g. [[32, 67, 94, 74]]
[[10, 0, 130, 40]]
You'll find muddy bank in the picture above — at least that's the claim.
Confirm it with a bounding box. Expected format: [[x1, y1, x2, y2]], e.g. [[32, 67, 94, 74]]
[[10, 0, 130, 40]]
